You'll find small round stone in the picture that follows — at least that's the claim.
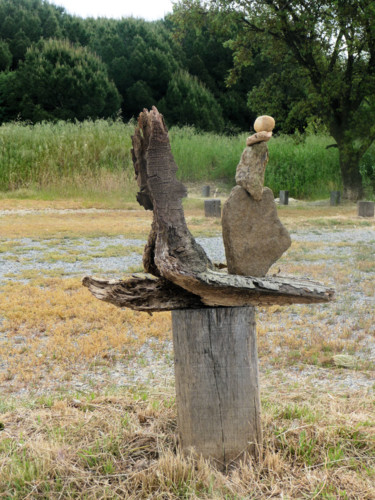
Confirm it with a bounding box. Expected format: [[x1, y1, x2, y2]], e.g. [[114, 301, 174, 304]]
[[254, 115, 275, 133]]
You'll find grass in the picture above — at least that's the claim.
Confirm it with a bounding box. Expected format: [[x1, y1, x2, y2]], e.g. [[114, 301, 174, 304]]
[[0, 199, 374, 497], [1, 120, 374, 202], [0, 386, 374, 498]]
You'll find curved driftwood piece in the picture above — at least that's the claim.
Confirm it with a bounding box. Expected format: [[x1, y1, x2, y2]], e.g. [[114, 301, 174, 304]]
[[131, 107, 212, 279], [83, 273, 334, 310]]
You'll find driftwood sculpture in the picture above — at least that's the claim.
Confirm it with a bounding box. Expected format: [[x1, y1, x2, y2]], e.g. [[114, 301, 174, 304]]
[[83, 107, 334, 469], [84, 108, 333, 309]]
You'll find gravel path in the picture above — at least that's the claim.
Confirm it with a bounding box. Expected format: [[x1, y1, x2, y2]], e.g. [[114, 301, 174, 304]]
[[0, 220, 374, 396]]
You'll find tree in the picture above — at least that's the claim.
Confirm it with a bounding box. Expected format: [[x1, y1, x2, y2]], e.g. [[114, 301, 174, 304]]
[[85, 18, 180, 120], [13, 39, 121, 122], [158, 70, 224, 131], [175, 0, 375, 200]]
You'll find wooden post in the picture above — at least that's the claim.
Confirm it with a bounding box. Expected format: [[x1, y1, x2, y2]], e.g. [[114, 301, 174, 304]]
[[279, 190, 289, 205], [204, 199, 221, 217], [202, 185, 211, 197], [358, 201, 374, 217], [330, 191, 341, 206], [172, 306, 262, 469]]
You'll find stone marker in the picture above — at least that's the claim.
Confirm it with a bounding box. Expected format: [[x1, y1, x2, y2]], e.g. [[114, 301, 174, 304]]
[[358, 201, 374, 217], [279, 190, 289, 205], [236, 142, 269, 201], [204, 199, 221, 218], [222, 186, 291, 276], [330, 191, 341, 206], [202, 185, 210, 197]]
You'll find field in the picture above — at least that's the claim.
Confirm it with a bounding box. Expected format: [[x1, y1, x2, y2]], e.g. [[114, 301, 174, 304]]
[[0, 194, 374, 498], [1, 120, 374, 202]]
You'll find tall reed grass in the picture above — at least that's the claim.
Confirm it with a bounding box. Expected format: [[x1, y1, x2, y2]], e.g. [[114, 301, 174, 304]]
[[0, 120, 137, 202], [1, 120, 373, 200]]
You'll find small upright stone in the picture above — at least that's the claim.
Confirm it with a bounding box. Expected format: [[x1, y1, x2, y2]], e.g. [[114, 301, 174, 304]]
[[202, 185, 210, 197], [204, 199, 221, 218], [235, 142, 269, 201], [279, 190, 289, 205], [330, 191, 341, 206], [358, 201, 374, 217]]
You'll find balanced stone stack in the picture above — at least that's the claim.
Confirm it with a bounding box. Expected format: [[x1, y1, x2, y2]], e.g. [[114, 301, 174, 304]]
[[222, 116, 291, 276]]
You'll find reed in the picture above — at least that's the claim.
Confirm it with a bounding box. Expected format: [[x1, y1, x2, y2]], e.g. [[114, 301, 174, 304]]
[[1, 120, 373, 200]]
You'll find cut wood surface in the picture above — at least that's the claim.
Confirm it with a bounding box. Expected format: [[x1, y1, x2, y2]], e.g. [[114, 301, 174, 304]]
[[83, 273, 334, 311], [172, 306, 262, 468]]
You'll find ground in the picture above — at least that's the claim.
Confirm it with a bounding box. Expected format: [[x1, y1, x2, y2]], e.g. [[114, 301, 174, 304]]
[[0, 197, 374, 498]]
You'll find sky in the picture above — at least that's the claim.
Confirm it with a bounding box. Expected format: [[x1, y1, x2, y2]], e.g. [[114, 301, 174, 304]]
[[48, 0, 175, 21]]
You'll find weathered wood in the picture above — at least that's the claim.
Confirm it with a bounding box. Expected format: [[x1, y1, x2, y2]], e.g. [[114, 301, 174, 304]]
[[172, 306, 261, 469], [131, 107, 212, 281], [204, 199, 221, 217], [83, 273, 334, 310], [358, 201, 374, 217]]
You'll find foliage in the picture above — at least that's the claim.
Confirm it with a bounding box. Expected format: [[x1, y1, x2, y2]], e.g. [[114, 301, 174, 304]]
[[177, 0, 375, 199], [85, 18, 181, 120], [159, 71, 225, 132], [0, 0, 88, 67], [11, 39, 121, 122], [168, 7, 260, 132], [0, 120, 133, 192]]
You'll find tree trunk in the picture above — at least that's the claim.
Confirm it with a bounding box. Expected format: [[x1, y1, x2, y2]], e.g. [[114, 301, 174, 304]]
[[172, 306, 262, 470], [338, 145, 363, 201]]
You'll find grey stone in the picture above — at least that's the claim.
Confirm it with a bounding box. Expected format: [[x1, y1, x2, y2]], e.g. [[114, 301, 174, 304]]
[[279, 190, 289, 205], [330, 191, 341, 206], [222, 186, 291, 276], [235, 142, 269, 201], [204, 199, 221, 218], [358, 201, 374, 217]]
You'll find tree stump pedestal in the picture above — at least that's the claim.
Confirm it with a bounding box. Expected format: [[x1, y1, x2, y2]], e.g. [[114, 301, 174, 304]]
[[172, 307, 261, 468], [83, 108, 334, 470]]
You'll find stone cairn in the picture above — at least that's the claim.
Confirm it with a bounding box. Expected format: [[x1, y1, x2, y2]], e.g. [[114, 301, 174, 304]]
[[222, 115, 291, 277]]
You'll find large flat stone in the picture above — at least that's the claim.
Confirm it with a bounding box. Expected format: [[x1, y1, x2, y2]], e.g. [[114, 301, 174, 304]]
[[222, 186, 291, 276]]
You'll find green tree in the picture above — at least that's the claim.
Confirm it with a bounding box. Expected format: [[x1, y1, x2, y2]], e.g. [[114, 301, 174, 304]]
[[86, 18, 180, 120], [176, 0, 375, 200], [0, 39, 12, 70], [159, 70, 224, 131], [13, 39, 121, 122], [169, 6, 264, 132]]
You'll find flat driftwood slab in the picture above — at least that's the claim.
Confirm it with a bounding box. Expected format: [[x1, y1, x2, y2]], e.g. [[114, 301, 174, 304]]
[[83, 273, 334, 311]]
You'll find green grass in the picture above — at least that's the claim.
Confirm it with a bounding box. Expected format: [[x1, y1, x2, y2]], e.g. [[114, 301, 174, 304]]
[[1, 120, 374, 201]]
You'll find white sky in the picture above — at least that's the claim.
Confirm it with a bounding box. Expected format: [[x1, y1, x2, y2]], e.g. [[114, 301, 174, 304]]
[[48, 0, 175, 21]]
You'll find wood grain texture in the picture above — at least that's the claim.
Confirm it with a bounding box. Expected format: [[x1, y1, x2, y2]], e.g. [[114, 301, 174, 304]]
[[82, 273, 334, 311], [172, 307, 262, 468]]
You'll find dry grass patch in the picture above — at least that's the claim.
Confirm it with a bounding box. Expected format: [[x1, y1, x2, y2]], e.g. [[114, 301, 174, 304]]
[[0, 387, 374, 499], [0, 277, 171, 393]]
